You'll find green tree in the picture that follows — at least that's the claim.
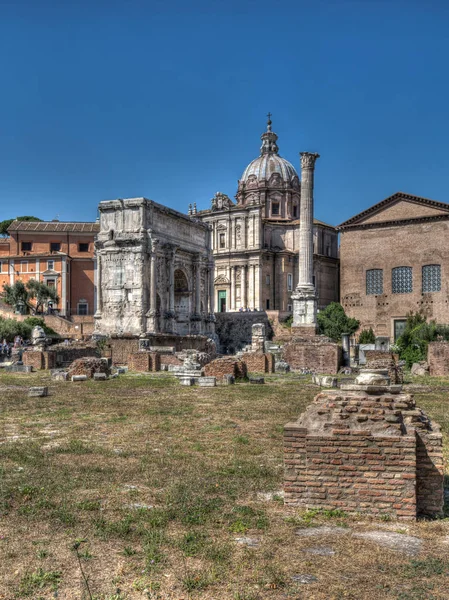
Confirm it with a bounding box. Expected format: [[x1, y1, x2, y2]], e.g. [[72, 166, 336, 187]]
[[358, 327, 376, 344], [0, 215, 42, 236], [2, 280, 59, 315], [317, 302, 360, 342]]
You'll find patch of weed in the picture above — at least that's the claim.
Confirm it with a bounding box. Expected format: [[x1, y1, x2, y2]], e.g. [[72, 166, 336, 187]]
[[18, 568, 61, 596]]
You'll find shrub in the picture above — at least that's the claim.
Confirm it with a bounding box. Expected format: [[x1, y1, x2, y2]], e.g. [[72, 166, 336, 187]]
[[358, 328, 376, 344], [396, 311, 449, 368]]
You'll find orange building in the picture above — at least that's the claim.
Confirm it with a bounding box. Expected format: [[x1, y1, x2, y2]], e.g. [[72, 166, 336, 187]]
[[0, 220, 99, 316]]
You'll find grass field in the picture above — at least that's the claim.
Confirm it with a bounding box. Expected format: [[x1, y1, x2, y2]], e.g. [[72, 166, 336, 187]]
[[1, 371, 449, 599]]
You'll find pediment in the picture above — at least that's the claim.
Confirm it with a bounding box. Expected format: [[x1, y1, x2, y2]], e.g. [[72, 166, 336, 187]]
[[42, 269, 59, 276], [214, 275, 230, 284], [338, 192, 449, 230]]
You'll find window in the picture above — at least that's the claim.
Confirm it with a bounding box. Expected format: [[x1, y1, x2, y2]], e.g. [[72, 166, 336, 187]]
[[272, 203, 280, 216], [292, 206, 298, 218], [366, 269, 383, 295], [47, 260, 54, 271], [266, 299, 270, 309], [50, 242, 61, 252], [287, 273, 293, 291], [219, 233, 226, 248], [21, 242, 32, 252], [422, 264, 441, 293], [77, 302, 88, 315], [46, 279, 55, 288], [21, 261, 27, 273], [78, 242, 89, 252], [266, 275, 270, 285], [392, 266, 412, 294], [0, 262, 4, 273], [287, 303, 292, 312]]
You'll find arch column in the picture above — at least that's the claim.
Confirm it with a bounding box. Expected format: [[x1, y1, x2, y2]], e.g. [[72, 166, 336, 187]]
[[230, 266, 236, 311], [241, 264, 247, 309]]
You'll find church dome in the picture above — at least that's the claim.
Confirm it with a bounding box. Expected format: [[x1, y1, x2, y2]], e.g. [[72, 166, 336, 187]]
[[241, 153, 298, 183], [240, 115, 299, 185]]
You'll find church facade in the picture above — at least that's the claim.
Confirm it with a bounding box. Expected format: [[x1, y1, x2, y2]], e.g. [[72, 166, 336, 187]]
[[197, 118, 339, 313]]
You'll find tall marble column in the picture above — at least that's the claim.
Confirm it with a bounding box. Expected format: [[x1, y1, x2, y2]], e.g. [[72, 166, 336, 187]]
[[230, 266, 236, 311], [292, 152, 320, 332], [208, 262, 215, 315], [241, 264, 247, 309], [166, 246, 176, 333], [194, 256, 201, 315], [248, 264, 254, 309], [146, 239, 159, 333]]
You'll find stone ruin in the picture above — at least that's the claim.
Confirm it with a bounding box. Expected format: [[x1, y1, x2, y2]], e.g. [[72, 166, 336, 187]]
[[67, 357, 111, 379], [284, 369, 444, 520]]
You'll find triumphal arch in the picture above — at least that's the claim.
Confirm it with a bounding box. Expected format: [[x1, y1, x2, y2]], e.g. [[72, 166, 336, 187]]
[[94, 198, 215, 338]]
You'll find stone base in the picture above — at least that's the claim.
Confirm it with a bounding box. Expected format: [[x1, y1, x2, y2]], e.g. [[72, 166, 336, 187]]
[[198, 376, 216, 387], [291, 325, 317, 338], [28, 386, 48, 397], [283, 337, 341, 374], [284, 385, 444, 519]]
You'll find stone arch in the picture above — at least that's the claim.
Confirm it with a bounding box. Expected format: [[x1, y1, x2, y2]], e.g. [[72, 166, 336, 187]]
[[174, 269, 190, 319]]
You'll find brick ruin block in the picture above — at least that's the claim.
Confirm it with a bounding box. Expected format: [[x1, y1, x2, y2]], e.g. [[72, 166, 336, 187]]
[[128, 352, 161, 372], [283, 338, 341, 374], [364, 350, 403, 383], [284, 369, 444, 520], [23, 350, 56, 370], [243, 352, 275, 374], [204, 357, 247, 379], [428, 341, 449, 377]]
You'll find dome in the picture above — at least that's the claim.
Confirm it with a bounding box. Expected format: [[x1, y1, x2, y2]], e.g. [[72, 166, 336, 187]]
[[241, 153, 298, 183], [239, 115, 299, 185]]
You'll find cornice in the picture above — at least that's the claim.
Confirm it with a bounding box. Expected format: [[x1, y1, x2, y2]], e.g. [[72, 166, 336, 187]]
[[338, 213, 449, 232]]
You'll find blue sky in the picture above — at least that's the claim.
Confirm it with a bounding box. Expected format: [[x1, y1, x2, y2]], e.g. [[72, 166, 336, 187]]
[[1, 0, 448, 226]]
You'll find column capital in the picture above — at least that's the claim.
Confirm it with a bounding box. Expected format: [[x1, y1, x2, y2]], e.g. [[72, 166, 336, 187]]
[[300, 152, 320, 170]]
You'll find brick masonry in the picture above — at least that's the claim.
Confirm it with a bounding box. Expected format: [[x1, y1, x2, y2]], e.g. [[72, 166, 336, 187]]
[[243, 352, 275, 373], [283, 339, 341, 374], [364, 350, 402, 383], [428, 341, 449, 376], [128, 352, 161, 372], [204, 357, 247, 379], [284, 386, 444, 519], [23, 350, 56, 370]]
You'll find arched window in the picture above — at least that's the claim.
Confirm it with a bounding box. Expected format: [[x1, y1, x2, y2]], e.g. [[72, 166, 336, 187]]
[[174, 270, 189, 293], [392, 267, 412, 294]]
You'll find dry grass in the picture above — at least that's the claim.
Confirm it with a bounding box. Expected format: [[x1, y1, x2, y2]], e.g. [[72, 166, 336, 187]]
[[0, 371, 449, 599]]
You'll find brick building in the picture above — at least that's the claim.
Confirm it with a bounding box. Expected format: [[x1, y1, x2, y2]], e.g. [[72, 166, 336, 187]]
[[338, 192, 449, 341], [0, 220, 99, 317]]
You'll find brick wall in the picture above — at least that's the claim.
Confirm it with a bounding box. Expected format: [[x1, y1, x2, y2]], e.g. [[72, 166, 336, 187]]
[[23, 350, 56, 370], [243, 352, 275, 373], [283, 341, 341, 374], [128, 352, 161, 372], [204, 357, 247, 379], [428, 342, 449, 376]]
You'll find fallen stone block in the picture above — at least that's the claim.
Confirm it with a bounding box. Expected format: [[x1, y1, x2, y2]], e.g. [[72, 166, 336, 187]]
[[51, 370, 68, 381], [28, 386, 48, 397], [117, 367, 127, 375], [198, 376, 216, 387], [72, 375, 88, 382], [249, 376, 264, 384], [179, 376, 194, 386], [222, 374, 235, 385], [93, 372, 108, 381]]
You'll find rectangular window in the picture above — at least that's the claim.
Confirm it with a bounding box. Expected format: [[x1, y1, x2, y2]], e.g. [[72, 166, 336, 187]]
[[78, 242, 89, 252], [266, 299, 270, 309], [46, 279, 55, 288], [77, 303, 88, 315], [219, 233, 225, 248], [366, 269, 383, 295], [272, 203, 280, 216], [21, 242, 32, 252], [20, 261, 27, 273], [47, 260, 54, 271], [422, 264, 441, 293], [392, 266, 412, 294], [266, 275, 270, 285], [287, 273, 293, 291], [292, 206, 298, 218], [50, 242, 61, 252]]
